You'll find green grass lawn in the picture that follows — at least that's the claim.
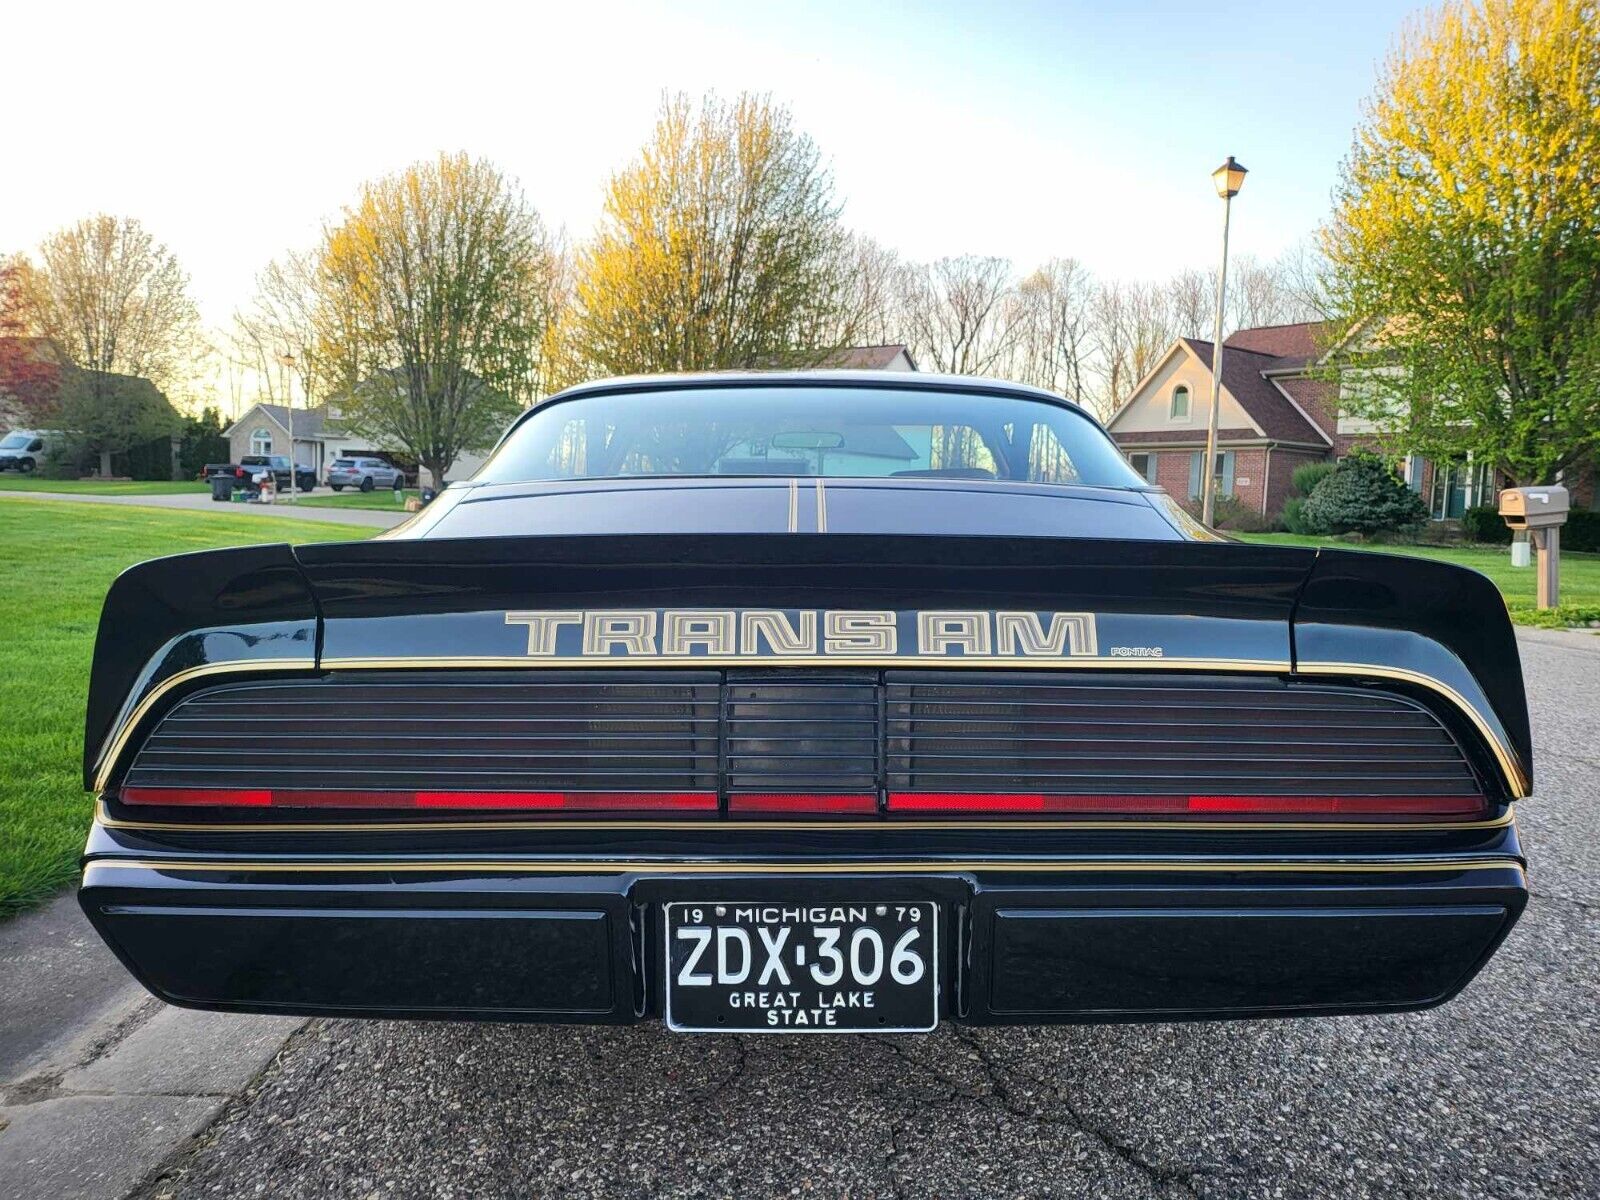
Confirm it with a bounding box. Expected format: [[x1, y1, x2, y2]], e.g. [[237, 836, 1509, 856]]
[[0, 499, 375, 917], [295, 487, 420, 511], [1236, 533, 1600, 627], [0, 476, 205, 495]]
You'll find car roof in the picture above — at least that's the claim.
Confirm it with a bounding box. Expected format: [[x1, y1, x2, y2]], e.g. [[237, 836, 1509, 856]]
[[501, 370, 1101, 441]]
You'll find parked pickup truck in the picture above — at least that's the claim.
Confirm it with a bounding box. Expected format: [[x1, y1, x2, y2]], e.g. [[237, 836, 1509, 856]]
[[202, 455, 316, 497]]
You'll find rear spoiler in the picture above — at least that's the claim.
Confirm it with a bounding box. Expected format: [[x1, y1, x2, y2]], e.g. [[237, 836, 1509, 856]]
[[83, 535, 1531, 797], [83, 545, 319, 789]]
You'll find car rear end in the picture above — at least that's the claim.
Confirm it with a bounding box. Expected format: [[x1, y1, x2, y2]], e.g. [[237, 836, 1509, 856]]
[[77, 533, 1528, 1029]]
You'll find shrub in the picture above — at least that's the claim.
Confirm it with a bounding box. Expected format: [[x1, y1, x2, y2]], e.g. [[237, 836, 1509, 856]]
[[1300, 451, 1428, 535], [1210, 495, 1277, 533], [1461, 504, 1512, 544], [1280, 496, 1312, 534], [1290, 461, 1336, 498], [1567, 510, 1600, 553], [1459, 502, 1599, 551]]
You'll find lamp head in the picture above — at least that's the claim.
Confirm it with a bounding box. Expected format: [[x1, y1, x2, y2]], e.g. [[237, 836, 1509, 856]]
[[1212, 156, 1248, 199]]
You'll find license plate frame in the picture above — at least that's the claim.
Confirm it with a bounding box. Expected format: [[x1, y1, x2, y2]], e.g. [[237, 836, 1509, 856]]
[[663, 900, 940, 1034]]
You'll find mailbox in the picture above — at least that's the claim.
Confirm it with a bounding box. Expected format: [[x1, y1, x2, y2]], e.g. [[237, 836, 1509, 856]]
[[1500, 484, 1569, 608], [1499, 485, 1569, 530]]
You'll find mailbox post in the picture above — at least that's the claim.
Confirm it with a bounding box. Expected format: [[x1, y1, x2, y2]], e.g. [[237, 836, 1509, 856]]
[[1499, 486, 1570, 609]]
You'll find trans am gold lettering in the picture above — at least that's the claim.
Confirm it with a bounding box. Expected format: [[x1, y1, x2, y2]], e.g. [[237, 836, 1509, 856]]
[[582, 611, 657, 656], [503, 609, 1103, 660], [504, 610, 582, 657], [919, 611, 992, 656], [824, 611, 896, 655], [740, 610, 818, 656], [661, 610, 737, 656], [995, 611, 1098, 657]]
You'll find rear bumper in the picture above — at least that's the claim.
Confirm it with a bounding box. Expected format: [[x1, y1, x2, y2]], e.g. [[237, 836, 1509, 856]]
[[79, 854, 1526, 1025]]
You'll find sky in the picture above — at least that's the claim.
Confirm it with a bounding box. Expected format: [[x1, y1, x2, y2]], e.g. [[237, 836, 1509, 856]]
[[3, 0, 1417, 334]]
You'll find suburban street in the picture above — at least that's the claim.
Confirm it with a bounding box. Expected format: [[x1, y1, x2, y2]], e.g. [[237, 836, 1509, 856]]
[[78, 628, 1588, 1200]]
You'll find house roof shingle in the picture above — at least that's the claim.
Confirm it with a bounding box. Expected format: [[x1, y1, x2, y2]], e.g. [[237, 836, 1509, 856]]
[[230, 402, 329, 439], [1179, 337, 1329, 446], [1223, 321, 1329, 361]]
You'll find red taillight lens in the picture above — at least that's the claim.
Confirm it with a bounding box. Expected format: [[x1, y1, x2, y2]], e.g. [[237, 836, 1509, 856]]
[[887, 792, 1486, 818], [119, 788, 718, 812], [727, 793, 878, 815]]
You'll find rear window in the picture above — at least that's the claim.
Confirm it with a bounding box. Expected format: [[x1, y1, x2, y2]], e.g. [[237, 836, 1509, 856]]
[[480, 386, 1143, 488], [331, 459, 355, 468]]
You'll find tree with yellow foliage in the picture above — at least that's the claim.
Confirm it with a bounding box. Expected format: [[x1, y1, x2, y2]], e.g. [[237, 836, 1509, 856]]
[[315, 154, 555, 487], [564, 93, 856, 378], [1325, 0, 1600, 486]]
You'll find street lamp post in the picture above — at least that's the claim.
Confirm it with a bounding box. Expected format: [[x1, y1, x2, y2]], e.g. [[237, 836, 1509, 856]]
[[1201, 156, 1248, 528], [276, 351, 297, 505]]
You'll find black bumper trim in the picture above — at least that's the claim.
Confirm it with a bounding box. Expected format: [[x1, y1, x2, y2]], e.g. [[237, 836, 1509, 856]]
[[79, 857, 1527, 1025]]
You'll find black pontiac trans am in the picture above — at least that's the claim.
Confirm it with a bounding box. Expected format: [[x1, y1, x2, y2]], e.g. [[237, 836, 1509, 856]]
[[77, 372, 1529, 1032]]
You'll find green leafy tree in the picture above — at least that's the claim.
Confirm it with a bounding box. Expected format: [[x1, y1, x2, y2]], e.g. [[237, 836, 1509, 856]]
[[54, 369, 179, 477], [564, 92, 857, 379], [1301, 452, 1428, 535], [177, 406, 230, 478], [1323, 0, 1600, 485], [315, 153, 554, 487]]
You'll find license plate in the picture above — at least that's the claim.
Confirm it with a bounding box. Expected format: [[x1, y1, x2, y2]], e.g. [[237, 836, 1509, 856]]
[[664, 901, 938, 1033]]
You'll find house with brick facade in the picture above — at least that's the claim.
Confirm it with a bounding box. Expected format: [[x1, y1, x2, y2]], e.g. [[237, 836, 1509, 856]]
[[1101, 321, 1599, 521], [1104, 322, 1341, 520]]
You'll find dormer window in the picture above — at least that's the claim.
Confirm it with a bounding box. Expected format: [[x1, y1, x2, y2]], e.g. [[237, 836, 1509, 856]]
[[1169, 385, 1191, 422]]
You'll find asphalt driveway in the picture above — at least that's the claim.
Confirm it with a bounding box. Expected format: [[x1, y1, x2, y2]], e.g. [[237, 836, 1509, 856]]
[[97, 630, 1600, 1198]]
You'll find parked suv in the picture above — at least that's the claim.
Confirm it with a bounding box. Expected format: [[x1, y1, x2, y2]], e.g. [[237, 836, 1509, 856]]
[[328, 457, 405, 492]]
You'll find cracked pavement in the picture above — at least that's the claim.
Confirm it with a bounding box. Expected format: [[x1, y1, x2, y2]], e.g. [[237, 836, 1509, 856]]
[[112, 630, 1600, 1197]]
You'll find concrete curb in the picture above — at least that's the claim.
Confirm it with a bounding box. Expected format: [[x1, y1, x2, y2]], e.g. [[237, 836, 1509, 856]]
[[0, 894, 305, 1200]]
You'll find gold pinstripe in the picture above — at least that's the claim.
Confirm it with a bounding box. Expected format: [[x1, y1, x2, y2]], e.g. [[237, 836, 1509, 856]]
[[92, 800, 1516, 836], [1298, 661, 1529, 796], [92, 659, 317, 792], [82, 856, 1526, 878]]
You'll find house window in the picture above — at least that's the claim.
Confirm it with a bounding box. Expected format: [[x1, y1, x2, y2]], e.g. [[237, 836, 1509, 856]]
[[1188, 450, 1235, 500], [1169, 385, 1191, 422], [249, 427, 273, 455], [1428, 459, 1492, 520], [1128, 452, 1157, 484]]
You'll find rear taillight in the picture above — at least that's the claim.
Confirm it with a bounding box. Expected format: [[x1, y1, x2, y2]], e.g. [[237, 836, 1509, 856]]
[[887, 792, 1486, 818], [119, 788, 718, 812]]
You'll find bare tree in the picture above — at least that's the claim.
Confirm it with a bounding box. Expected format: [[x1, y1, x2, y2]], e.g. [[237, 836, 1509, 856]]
[[1087, 279, 1189, 416], [1275, 237, 1334, 323], [1165, 268, 1212, 339], [902, 255, 1024, 376], [1010, 258, 1095, 405], [231, 250, 326, 419], [836, 234, 911, 347]]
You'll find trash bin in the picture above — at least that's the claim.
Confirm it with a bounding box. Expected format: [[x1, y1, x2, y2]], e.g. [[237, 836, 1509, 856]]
[[210, 475, 234, 502]]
